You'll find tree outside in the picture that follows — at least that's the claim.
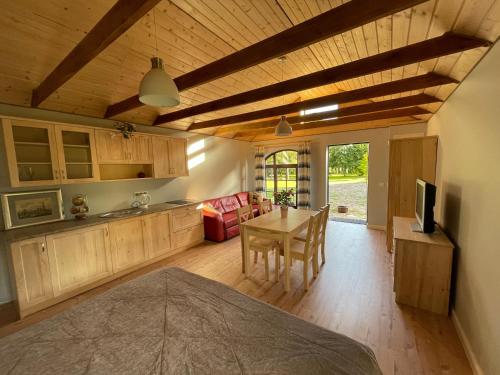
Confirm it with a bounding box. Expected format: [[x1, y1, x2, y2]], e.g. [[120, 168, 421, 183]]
[[328, 143, 369, 223]]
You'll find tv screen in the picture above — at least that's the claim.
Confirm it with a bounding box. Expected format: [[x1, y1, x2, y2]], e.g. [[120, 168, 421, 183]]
[[415, 179, 436, 233]]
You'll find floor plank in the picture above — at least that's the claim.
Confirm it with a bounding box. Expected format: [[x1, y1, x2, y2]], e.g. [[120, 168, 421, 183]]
[[0, 222, 471, 374]]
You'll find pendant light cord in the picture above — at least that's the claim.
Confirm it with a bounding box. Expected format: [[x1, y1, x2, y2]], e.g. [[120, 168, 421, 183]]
[[153, 8, 158, 55]]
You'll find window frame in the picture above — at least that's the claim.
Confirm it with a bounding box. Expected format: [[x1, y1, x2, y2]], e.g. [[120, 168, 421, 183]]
[[264, 149, 298, 207]]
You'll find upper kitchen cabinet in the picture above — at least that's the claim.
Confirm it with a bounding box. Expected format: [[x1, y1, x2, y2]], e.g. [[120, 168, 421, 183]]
[[54, 125, 100, 183], [3, 118, 61, 187], [152, 136, 188, 178], [95, 130, 153, 181]]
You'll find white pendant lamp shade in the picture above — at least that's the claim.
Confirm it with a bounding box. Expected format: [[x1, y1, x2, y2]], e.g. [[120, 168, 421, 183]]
[[139, 57, 180, 107], [275, 115, 292, 136]]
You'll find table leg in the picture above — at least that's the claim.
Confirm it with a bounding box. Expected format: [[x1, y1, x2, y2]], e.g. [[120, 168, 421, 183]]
[[283, 234, 290, 292], [243, 226, 251, 277], [240, 228, 245, 273]]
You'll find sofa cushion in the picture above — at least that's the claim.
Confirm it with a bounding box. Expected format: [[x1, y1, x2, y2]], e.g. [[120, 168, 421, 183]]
[[226, 225, 240, 240], [235, 192, 250, 207], [203, 198, 225, 214], [222, 212, 239, 229], [220, 195, 241, 213]]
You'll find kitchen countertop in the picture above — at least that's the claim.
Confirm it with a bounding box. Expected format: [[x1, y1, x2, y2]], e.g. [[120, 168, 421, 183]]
[[0, 200, 202, 245]]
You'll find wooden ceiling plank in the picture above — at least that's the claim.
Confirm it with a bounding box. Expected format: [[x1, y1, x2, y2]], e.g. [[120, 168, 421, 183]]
[[189, 73, 454, 131], [160, 30, 489, 126], [233, 106, 431, 137], [105, 0, 427, 118], [31, 0, 162, 107], [215, 93, 440, 134]]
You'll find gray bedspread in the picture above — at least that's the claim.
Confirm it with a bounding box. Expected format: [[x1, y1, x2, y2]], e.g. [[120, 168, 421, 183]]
[[0, 267, 382, 374]]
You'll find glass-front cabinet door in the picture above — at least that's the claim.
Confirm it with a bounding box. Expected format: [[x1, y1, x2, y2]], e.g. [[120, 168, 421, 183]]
[[2, 119, 61, 187], [54, 125, 99, 183]]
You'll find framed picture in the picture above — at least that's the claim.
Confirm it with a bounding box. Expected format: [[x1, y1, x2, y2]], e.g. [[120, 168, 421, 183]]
[[1, 189, 65, 230]]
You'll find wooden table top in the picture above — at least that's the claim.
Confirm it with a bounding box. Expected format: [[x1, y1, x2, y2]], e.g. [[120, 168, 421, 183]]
[[241, 209, 315, 233]]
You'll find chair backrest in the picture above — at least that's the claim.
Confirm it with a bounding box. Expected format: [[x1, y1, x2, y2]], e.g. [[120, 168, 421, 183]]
[[319, 204, 330, 240], [304, 211, 322, 260], [237, 204, 254, 225], [258, 200, 273, 216]]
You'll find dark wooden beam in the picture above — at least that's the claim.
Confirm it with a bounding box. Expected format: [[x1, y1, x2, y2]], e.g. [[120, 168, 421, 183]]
[[155, 33, 489, 126], [105, 0, 427, 118], [31, 0, 162, 107], [216, 94, 439, 134], [233, 107, 431, 137], [190, 74, 454, 131]]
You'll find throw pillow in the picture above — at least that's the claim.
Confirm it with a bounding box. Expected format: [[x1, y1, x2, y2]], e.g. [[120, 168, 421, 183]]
[[203, 203, 220, 215]]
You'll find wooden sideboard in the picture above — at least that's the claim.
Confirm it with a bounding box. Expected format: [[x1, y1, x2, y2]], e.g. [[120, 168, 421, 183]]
[[392, 216, 454, 315], [6, 204, 203, 318], [1, 117, 188, 187]]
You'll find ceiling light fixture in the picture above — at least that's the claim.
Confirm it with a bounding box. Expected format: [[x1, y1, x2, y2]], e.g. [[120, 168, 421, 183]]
[[275, 56, 292, 137], [139, 8, 179, 107]]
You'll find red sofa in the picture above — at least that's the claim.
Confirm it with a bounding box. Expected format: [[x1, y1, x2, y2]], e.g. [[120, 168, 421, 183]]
[[203, 192, 264, 242]]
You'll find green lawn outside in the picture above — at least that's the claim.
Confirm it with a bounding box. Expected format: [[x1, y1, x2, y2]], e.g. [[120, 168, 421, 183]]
[[328, 174, 367, 184], [266, 180, 297, 190]]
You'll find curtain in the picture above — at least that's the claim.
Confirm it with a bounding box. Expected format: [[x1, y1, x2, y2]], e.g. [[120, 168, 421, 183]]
[[254, 146, 265, 194], [297, 142, 311, 209]]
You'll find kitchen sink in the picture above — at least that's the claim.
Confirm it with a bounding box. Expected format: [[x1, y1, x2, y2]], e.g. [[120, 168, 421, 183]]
[[99, 209, 144, 218]]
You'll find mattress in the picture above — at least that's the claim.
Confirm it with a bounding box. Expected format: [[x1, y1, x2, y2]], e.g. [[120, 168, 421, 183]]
[[0, 267, 382, 374]]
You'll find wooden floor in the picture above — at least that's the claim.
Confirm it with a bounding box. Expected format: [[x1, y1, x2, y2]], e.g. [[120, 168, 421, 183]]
[[0, 222, 471, 374]]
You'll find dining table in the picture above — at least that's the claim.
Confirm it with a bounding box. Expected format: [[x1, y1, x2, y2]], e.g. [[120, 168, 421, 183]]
[[240, 208, 316, 291]]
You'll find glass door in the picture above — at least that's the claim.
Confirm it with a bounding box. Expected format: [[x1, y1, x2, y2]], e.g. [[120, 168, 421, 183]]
[[55, 125, 99, 183], [4, 120, 60, 186]]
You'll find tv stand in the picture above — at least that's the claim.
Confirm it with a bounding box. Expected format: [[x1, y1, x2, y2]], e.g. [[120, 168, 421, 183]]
[[392, 216, 454, 315]]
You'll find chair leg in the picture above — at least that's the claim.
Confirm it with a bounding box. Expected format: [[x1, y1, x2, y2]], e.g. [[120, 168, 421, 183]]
[[313, 252, 319, 278], [321, 240, 326, 265], [275, 248, 280, 282], [264, 251, 270, 281], [254, 251, 258, 263], [303, 259, 309, 291]]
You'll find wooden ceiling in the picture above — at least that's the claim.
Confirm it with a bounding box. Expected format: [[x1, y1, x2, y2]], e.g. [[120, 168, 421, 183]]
[[0, 0, 498, 142]]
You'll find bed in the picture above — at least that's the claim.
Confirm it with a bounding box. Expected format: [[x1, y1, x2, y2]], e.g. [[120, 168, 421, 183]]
[[0, 267, 381, 374]]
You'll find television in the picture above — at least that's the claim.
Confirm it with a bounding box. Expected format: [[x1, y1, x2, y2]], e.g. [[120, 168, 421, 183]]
[[413, 179, 436, 233]]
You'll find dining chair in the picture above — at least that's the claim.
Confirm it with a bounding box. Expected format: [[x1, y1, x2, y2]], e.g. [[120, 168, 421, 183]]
[[237, 205, 277, 281], [277, 211, 322, 291], [293, 205, 330, 265], [258, 199, 273, 216]]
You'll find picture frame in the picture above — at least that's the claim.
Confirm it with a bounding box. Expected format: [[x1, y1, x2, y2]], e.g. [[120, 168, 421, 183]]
[[1, 189, 65, 230]]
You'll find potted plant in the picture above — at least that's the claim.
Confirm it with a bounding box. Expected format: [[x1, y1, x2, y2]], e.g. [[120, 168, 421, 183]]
[[274, 188, 294, 218]]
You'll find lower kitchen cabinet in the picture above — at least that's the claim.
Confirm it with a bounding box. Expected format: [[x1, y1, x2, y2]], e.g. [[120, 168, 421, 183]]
[[109, 217, 148, 273], [10, 237, 54, 311], [143, 211, 172, 259], [46, 224, 112, 297]]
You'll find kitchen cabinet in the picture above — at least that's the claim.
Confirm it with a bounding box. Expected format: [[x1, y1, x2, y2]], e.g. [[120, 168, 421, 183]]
[[54, 124, 100, 183], [45, 225, 112, 296], [10, 237, 54, 311], [153, 136, 188, 178], [109, 217, 148, 272], [95, 130, 152, 164], [143, 211, 172, 259], [2, 119, 61, 187]]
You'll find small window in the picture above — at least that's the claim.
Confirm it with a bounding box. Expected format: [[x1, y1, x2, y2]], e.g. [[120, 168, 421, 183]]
[[265, 150, 298, 206]]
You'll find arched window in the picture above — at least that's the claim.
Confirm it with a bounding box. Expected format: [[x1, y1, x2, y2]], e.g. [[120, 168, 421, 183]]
[[265, 150, 298, 206]]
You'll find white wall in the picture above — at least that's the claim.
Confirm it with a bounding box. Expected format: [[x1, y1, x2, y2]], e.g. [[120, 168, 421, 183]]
[[426, 42, 500, 374], [0, 105, 251, 303], [251, 122, 427, 228]]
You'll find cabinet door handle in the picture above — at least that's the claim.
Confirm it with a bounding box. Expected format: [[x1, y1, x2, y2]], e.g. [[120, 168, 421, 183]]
[[61, 169, 66, 179], [54, 169, 59, 179], [105, 227, 109, 237], [41, 242, 45, 252]]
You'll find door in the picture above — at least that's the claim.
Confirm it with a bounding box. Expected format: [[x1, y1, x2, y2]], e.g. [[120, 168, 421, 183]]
[[143, 212, 172, 259], [46, 225, 113, 296], [128, 134, 153, 164], [10, 237, 54, 309], [152, 136, 171, 178], [109, 217, 148, 272], [54, 125, 100, 183], [95, 129, 129, 163], [2, 119, 61, 187], [168, 138, 188, 176]]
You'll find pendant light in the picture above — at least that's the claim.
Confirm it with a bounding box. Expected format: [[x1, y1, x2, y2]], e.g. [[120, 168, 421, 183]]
[[275, 56, 292, 137], [139, 9, 180, 107]]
